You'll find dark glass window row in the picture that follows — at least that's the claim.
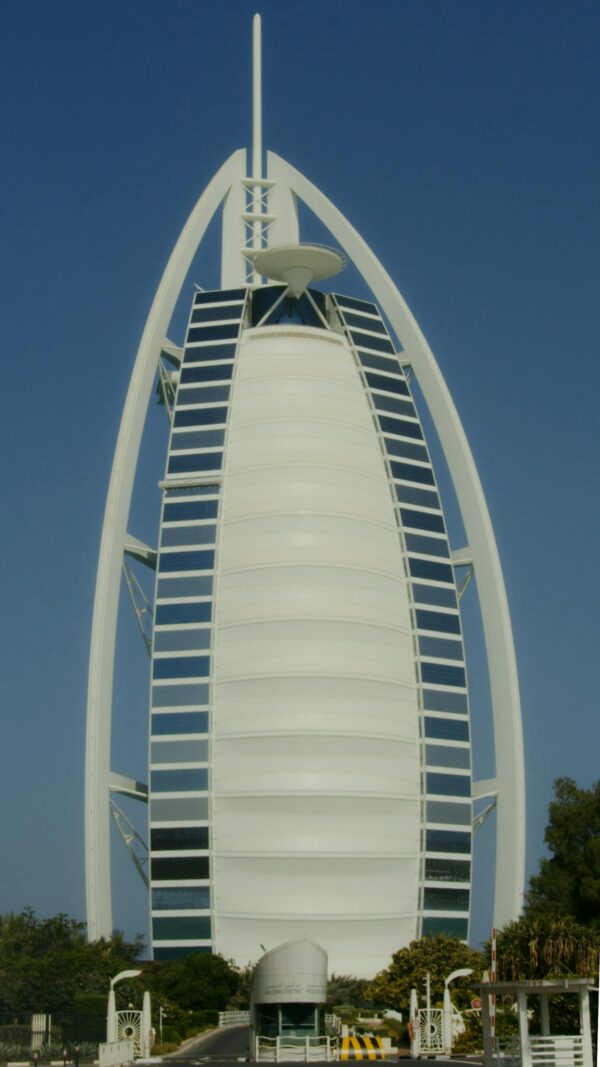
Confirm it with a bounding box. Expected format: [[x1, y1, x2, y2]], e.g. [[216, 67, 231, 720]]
[[426, 772, 470, 797], [422, 916, 468, 938], [168, 453, 223, 475], [161, 525, 217, 548], [152, 683, 209, 708], [343, 310, 387, 334], [425, 743, 470, 769], [416, 608, 460, 634], [191, 303, 243, 323], [151, 855, 209, 880], [366, 372, 409, 397], [409, 558, 453, 584], [335, 294, 378, 315], [171, 430, 225, 452], [151, 768, 209, 793], [385, 438, 429, 463], [194, 287, 246, 306], [352, 329, 395, 353], [396, 484, 440, 510], [183, 343, 237, 365], [151, 827, 209, 851], [419, 635, 463, 661], [165, 484, 220, 498], [164, 499, 219, 523], [176, 384, 231, 407], [154, 946, 211, 959], [412, 583, 456, 608], [423, 887, 469, 911], [174, 405, 228, 427], [152, 711, 209, 736], [157, 575, 214, 598], [425, 858, 471, 882], [426, 829, 471, 854], [391, 460, 434, 486], [424, 716, 469, 741], [421, 662, 466, 688], [152, 885, 210, 909], [153, 656, 210, 680], [360, 352, 401, 376], [187, 323, 239, 344], [381, 417, 423, 442], [158, 550, 215, 574], [155, 601, 212, 625], [153, 916, 212, 940], [424, 689, 468, 714], [427, 800, 471, 824], [406, 533, 449, 558], [374, 392, 413, 416], [179, 362, 234, 384], [401, 508, 445, 534], [154, 629, 211, 652]]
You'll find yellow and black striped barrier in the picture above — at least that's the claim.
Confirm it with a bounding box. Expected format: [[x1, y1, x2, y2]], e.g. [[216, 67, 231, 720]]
[[340, 1035, 386, 1060]]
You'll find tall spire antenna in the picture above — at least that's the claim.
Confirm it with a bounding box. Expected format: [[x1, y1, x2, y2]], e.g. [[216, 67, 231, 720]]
[[252, 13, 262, 181]]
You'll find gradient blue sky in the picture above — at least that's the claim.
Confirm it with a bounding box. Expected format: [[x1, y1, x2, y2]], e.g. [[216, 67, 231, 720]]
[[1, 0, 599, 958]]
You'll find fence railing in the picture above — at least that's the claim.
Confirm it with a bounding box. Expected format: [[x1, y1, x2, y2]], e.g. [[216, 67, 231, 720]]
[[255, 1035, 338, 1062], [530, 1034, 584, 1066]]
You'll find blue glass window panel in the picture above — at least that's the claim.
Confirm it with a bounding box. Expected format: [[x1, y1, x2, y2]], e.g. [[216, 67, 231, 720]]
[[151, 796, 209, 820], [391, 461, 435, 486], [165, 484, 220, 498], [151, 768, 208, 792], [179, 363, 234, 384], [154, 946, 211, 959], [384, 438, 428, 463], [406, 533, 449, 558], [426, 801, 471, 825], [152, 886, 210, 910], [359, 352, 402, 375], [419, 636, 463, 661], [343, 310, 387, 334], [335, 294, 378, 315], [401, 509, 445, 534], [164, 499, 219, 523], [366, 372, 410, 396], [380, 413, 423, 437], [412, 583, 457, 608], [422, 917, 468, 939], [424, 716, 469, 741], [416, 609, 461, 634], [425, 744, 470, 769], [153, 916, 212, 940], [194, 287, 246, 305], [153, 656, 210, 680], [154, 629, 211, 652], [151, 712, 209, 736], [151, 827, 209, 851], [425, 858, 471, 882], [423, 887, 470, 911], [161, 525, 217, 548], [426, 828, 471, 853], [409, 558, 454, 584], [156, 602, 212, 625], [151, 740, 209, 763], [423, 690, 468, 714], [176, 385, 231, 406], [381, 417, 423, 441], [168, 453, 222, 475], [159, 550, 214, 573], [171, 430, 225, 451], [151, 683, 209, 707], [395, 484, 440, 509], [427, 772, 470, 797], [421, 663, 466, 687], [191, 304, 243, 323], [374, 392, 413, 414], [187, 323, 239, 343], [157, 577, 213, 599], [151, 855, 209, 879], [183, 343, 237, 365], [351, 330, 395, 354], [174, 406, 228, 427]]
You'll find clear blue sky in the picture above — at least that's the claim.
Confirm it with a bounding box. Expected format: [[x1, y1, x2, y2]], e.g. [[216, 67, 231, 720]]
[[1, 0, 599, 957]]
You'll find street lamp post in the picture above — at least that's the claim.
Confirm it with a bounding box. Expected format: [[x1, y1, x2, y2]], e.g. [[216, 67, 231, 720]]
[[443, 968, 473, 1056], [107, 970, 142, 1043]]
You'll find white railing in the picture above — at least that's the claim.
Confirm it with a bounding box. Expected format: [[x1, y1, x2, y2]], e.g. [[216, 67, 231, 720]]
[[255, 1034, 338, 1062], [98, 1040, 134, 1067], [325, 1013, 342, 1035], [530, 1034, 584, 1066], [219, 1010, 250, 1027]]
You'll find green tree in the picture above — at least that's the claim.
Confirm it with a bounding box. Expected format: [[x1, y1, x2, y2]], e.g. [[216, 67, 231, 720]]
[[144, 952, 238, 1012], [366, 936, 482, 1013], [525, 778, 600, 928], [488, 915, 600, 982], [326, 974, 372, 1009]]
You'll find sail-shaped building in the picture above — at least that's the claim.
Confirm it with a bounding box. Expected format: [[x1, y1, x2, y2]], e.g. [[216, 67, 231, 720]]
[[85, 17, 525, 976]]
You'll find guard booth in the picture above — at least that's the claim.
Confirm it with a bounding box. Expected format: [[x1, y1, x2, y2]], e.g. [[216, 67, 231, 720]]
[[478, 978, 594, 1067], [251, 938, 335, 1061]]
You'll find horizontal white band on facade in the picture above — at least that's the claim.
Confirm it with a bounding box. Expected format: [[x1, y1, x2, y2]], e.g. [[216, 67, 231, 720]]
[[215, 849, 417, 859], [216, 729, 419, 743], [150, 821, 209, 828], [217, 617, 412, 636], [159, 478, 222, 490], [151, 763, 209, 771], [217, 911, 415, 922], [423, 881, 470, 890], [422, 710, 469, 721], [215, 789, 418, 800], [151, 910, 211, 917], [424, 851, 472, 860], [154, 940, 212, 947], [245, 324, 346, 345], [150, 850, 209, 859], [422, 910, 470, 918], [150, 880, 210, 888], [217, 510, 399, 535], [150, 791, 209, 799]]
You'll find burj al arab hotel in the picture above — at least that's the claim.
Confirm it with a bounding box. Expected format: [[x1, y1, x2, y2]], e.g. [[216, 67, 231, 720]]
[[85, 17, 525, 975]]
